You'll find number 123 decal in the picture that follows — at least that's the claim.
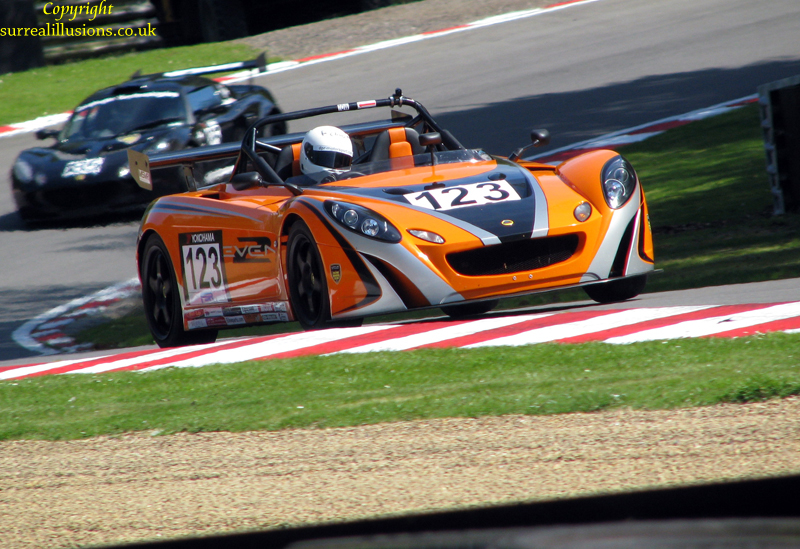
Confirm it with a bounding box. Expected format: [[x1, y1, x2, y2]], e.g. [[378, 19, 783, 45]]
[[405, 180, 520, 211], [180, 230, 230, 305]]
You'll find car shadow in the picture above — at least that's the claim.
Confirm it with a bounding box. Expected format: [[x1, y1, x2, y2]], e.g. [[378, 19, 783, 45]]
[[0, 209, 144, 232], [435, 59, 800, 156]]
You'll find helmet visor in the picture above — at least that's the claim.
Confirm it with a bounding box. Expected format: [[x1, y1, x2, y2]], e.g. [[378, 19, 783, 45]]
[[308, 149, 352, 170]]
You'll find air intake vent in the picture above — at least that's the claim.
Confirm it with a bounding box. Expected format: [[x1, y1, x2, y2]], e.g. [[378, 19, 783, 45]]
[[447, 234, 579, 276]]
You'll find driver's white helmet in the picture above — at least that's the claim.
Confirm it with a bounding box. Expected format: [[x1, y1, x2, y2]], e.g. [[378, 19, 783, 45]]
[[300, 126, 353, 178]]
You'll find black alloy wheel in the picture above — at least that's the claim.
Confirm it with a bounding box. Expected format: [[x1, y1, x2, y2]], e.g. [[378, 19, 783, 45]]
[[583, 274, 648, 304], [141, 233, 218, 347], [441, 299, 499, 319], [287, 221, 331, 330]]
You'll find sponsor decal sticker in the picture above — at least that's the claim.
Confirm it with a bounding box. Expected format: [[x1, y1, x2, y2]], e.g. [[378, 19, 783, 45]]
[[139, 169, 151, 186], [180, 230, 230, 305], [187, 319, 208, 330], [185, 309, 205, 320], [330, 264, 342, 284], [337, 103, 350, 111], [62, 158, 103, 177], [261, 312, 289, 322], [203, 120, 222, 145], [357, 100, 377, 109], [225, 315, 246, 326], [206, 317, 229, 327], [222, 237, 275, 263], [405, 180, 520, 211], [223, 305, 262, 316]]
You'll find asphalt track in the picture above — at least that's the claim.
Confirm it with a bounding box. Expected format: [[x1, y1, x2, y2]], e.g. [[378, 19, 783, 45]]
[[1, 0, 799, 362]]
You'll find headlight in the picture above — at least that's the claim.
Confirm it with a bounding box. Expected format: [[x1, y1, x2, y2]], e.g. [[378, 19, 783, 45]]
[[408, 229, 445, 244], [601, 155, 637, 209], [13, 160, 34, 183], [325, 201, 401, 242], [573, 202, 592, 222]]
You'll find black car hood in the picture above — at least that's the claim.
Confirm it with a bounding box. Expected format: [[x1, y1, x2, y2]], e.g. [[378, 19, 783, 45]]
[[44, 126, 182, 158]]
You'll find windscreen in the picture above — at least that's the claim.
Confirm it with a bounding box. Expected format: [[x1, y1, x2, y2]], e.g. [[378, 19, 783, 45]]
[[62, 91, 187, 140]]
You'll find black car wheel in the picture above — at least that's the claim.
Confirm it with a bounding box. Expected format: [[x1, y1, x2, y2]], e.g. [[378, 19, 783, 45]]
[[259, 109, 287, 138], [441, 299, 499, 319], [583, 275, 647, 304], [141, 233, 218, 347], [287, 221, 332, 330]]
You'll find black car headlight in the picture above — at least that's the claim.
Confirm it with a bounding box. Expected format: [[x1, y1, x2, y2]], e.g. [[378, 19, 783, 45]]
[[13, 159, 34, 183], [324, 201, 401, 242], [601, 155, 637, 209]]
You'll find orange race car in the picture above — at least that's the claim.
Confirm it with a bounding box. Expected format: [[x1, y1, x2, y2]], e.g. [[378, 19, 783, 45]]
[[131, 89, 654, 347]]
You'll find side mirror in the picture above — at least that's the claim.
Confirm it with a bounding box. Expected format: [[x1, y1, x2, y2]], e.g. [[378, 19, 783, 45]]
[[419, 132, 442, 166], [230, 171, 264, 191], [419, 132, 442, 148], [509, 128, 551, 162], [530, 129, 550, 147], [35, 129, 59, 140]]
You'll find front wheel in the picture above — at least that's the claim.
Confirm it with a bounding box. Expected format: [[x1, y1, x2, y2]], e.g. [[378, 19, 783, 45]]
[[286, 221, 362, 330], [287, 221, 333, 330], [583, 275, 647, 304], [141, 233, 218, 347], [441, 299, 499, 319]]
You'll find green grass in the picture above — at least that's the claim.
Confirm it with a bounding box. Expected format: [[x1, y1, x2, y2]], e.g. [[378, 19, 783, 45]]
[[618, 104, 800, 291], [0, 42, 261, 126], [3, 333, 799, 440]]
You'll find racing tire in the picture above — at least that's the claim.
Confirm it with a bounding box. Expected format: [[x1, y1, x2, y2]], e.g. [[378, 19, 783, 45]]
[[259, 109, 287, 138], [287, 221, 333, 330], [141, 233, 218, 348], [583, 275, 647, 304], [287, 221, 363, 330], [441, 299, 499, 319]]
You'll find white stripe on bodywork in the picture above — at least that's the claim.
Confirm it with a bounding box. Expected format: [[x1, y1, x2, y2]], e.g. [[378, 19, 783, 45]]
[[333, 312, 553, 354], [605, 302, 800, 344], [465, 306, 712, 348], [581, 184, 642, 282]]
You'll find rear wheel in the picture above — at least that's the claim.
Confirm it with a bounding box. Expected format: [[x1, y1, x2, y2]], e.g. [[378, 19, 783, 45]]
[[583, 275, 647, 304], [141, 233, 218, 347], [441, 299, 499, 319]]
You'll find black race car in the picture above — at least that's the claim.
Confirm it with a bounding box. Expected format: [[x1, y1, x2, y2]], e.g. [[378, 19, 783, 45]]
[[10, 55, 286, 222]]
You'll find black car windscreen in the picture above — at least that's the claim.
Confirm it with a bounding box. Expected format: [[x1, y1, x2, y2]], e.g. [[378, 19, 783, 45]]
[[63, 91, 188, 140]]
